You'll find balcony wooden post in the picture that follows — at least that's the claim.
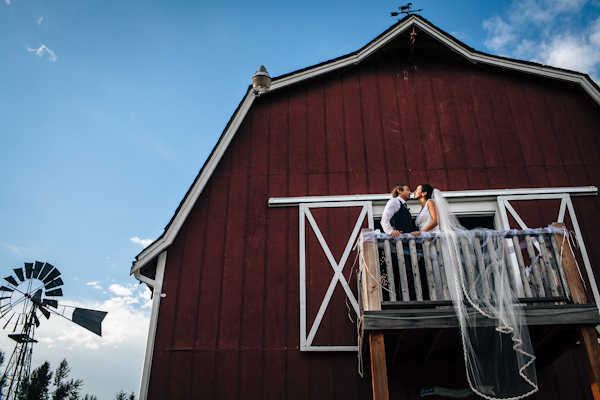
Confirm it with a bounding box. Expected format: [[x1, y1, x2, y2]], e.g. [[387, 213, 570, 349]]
[[360, 229, 389, 400], [552, 222, 600, 400]]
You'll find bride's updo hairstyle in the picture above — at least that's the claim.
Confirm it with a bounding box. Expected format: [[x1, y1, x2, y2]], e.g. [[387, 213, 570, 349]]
[[420, 183, 434, 200]]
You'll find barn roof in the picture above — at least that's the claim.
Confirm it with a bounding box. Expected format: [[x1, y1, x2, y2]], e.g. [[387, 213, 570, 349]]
[[131, 14, 600, 274]]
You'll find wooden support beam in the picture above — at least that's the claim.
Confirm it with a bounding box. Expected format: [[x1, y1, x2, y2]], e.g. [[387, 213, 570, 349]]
[[360, 229, 389, 400], [363, 304, 600, 330], [552, 222, 600, 400]]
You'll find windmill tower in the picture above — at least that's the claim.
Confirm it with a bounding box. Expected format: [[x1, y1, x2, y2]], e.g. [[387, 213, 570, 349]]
[[0, 261, 107, 400]]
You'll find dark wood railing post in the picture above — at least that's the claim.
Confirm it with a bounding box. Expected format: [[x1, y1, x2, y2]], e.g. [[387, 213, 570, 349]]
[[360, 229, 389, 400], [552, 222, 600, 400]]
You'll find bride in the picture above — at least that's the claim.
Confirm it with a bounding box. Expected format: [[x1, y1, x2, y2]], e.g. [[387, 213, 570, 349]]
[[410, 183, 439, 236], [410, 185, 538, 400]]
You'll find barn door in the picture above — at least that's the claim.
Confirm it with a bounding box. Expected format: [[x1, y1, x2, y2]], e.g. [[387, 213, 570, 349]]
[[497, 193, 600, 308], [299, 201, 373, 351]]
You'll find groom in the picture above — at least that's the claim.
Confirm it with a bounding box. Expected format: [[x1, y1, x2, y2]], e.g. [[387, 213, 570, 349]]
[[381, 184, 417, 237], [380, 184, 420, 300]]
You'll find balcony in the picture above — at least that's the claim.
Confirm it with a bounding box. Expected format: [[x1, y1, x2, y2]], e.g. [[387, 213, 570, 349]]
[[357, 223, 600, 399]]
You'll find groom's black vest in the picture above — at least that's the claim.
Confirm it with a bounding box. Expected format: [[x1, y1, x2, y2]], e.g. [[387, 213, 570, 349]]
[[391, 201, 417, 233]]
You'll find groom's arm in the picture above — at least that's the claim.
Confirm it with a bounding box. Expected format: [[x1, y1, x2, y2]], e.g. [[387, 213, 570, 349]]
[[381, 198, 400, 236]]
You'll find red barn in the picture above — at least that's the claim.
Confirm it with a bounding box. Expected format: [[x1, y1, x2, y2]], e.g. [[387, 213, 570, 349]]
[[131, 15, 600, 400]]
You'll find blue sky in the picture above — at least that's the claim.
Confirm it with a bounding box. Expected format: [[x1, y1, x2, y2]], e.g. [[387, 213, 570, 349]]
[[1, 0, 599, 398]]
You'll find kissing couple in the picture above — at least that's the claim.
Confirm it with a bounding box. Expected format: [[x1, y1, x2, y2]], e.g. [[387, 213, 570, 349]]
[[381, 183, 439, 239]]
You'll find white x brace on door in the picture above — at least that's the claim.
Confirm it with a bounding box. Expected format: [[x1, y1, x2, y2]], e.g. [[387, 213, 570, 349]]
[[497, 193, 600, 310], [299, 201, 373, 351]]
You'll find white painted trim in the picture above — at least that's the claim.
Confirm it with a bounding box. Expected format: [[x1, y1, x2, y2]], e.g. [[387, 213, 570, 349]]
[[299, 201, 372, 352], [299, 204, 307, 348], [136, 251, 167, 400], [269, 187, 598, 207]]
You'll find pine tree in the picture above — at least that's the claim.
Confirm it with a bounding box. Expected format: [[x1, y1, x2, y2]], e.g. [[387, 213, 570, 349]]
[[51, 359, 82, 400], [17, 361, 53, 400]]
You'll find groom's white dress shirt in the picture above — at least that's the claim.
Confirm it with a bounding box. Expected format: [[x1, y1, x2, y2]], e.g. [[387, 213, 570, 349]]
[[380, 197, 407, 235]]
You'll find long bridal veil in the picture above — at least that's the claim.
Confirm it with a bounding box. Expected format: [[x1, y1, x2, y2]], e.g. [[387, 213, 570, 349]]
[[432, 189, 538, 399]]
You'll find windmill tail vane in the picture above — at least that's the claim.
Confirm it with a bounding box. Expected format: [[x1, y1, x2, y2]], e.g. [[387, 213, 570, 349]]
[[0, 261, 108, 400]]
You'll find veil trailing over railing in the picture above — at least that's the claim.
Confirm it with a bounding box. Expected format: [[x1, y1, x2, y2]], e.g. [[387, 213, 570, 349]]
[[432, 189, 538, 399]]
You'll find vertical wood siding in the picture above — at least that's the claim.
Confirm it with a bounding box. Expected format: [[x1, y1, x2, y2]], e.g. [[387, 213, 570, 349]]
[[146, 34, 600, 399]]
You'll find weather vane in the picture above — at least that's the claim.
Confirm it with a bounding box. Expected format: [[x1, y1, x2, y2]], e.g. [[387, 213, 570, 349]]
[[390, 3, 423, 20]]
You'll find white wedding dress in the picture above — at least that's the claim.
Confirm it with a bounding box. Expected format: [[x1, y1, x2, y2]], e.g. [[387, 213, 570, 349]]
[[415, 199, 440, 233]]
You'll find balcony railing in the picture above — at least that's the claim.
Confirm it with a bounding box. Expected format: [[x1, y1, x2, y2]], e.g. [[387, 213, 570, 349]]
[[358, 224, 600, 330], [375, 227, 570, 304]]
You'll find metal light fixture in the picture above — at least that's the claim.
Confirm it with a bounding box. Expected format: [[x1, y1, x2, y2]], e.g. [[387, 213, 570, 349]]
[[252, 66, 271, 94]]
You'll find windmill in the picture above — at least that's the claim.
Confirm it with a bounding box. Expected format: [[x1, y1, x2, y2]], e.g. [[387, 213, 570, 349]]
[[0, 261, 107, 400]]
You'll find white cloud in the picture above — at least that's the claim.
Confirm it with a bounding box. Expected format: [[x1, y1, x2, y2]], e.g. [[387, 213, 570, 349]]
[[483, 1, 600, 82], [483, 16, 517, 54], [38, 337, 56, 348], [5, 0, 10, 5], [108, 283, 134, 297], [37, 17, 43, 26], [130, 237, 153, 248], [86, 281, 103, 290], [510, 0, 587, 26], [27, 44, 57, 62], [538, 32, 600, 73]]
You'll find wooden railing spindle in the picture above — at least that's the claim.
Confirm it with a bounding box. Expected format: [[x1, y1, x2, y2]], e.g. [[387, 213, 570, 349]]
[[538, 235, 560, 297], [512, 236, 533, 298], [409, 239, 423, 301], [502, 239, 518, 297], [525, 235, 547, 297], [383, 240, 397, 302], [395, 240, 410, 301], [422, 240, 437, 301], [435, 239, 451, 300]]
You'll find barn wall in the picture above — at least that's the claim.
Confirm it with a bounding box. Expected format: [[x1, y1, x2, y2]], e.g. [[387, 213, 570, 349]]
[[147, 33, 600, 399]]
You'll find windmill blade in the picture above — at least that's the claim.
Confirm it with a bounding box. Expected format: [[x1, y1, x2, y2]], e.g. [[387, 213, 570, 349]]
[[32, 289, 42, 302], [42, 268, 61, 284], [33, 312, 40, 327], [0, 285, 15, 292], [25, 262, 34, 279], [32, 261, 44, 279], [38, 263, 54, 281], [72, 308, 107, 336], [43, 299, 58, 309], [45, 277, 64, 290], [3, 276, 18, 287], [13, 267, 24, 282], [45, 288, 63, 297], [37, 305, 51, 319]]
